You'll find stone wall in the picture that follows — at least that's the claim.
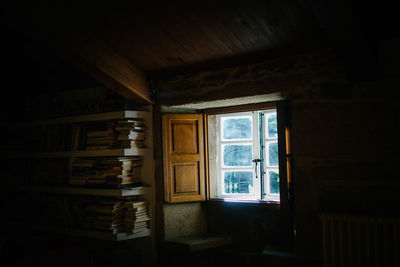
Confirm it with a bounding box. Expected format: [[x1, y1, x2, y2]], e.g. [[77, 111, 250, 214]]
[[156, 42, 400, 260], [157, 49, 334, 105]]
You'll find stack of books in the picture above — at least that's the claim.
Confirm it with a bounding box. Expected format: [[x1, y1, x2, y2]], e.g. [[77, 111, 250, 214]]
[[70, 157, 143, 187], [85, 127, 115, 150], [123, 201, 150, 234], [81, 200, 124, 233], [83, 119, 146, 150], [115, 119, 147, 149], [70, 159, 96, 185]]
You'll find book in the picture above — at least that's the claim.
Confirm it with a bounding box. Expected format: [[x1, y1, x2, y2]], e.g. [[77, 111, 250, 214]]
[[70, 157, 143, 187]]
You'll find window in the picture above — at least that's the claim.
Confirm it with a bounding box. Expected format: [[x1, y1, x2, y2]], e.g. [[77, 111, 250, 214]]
[[162, 101, 291, 204], [206, 103, 289, 202]]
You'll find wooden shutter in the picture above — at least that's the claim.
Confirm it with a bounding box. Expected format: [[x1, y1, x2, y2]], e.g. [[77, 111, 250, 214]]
[[162, 114, 205, 203]]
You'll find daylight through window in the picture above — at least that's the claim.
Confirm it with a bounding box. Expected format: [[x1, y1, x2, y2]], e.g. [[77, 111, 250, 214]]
[[207, 109, 280, 201]]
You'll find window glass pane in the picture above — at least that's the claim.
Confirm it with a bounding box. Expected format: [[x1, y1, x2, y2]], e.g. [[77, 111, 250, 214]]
[[224, 171, 253, 194], [223, 145, 252, 166], [222, 117, 252, 140], [268, 142, 279, 166], [267, 113, 277, 138], [269, 170, 279, 194]]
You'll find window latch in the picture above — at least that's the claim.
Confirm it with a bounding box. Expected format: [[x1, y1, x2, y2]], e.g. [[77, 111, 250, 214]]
[[252, 159, 262, 179]]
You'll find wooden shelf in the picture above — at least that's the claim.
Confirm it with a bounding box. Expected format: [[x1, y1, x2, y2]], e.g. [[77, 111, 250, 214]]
[[8, 110, 151, 127], [9, 185, 149, 197], [5, 148, 150, 158], [0, 223, 151, 241]]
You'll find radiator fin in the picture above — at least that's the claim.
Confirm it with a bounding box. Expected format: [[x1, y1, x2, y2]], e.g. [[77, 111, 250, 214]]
[[321, 213, 400, 267]]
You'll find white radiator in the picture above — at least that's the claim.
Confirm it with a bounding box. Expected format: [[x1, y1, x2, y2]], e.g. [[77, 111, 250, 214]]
[[321, 213, 399, 267]]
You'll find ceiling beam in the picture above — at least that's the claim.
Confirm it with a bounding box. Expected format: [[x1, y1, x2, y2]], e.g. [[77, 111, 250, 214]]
[[56, 30, 154, 104], [14, 2, 154, 105]]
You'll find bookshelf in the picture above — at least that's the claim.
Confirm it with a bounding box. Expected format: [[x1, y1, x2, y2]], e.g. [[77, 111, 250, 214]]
[[2, 185, 149, 197], [7, 110, 151, 127], [6, 148, 149, 158], [0, 222, 151, 241], [1, 109, 155, 242]]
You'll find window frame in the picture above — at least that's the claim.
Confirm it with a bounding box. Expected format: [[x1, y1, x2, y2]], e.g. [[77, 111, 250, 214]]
[[217, 111, 260, 200], [263, 109, 280, 201], [203, 101, 291, 207]]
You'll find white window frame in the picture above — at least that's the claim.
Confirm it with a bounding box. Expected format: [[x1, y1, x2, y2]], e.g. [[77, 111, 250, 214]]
[[216, 112, 260, 200], [263, 110, 280, 201], [208, 109, 281, 201]]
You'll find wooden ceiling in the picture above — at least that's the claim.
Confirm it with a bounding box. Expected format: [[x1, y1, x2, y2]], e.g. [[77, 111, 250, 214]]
[[3, 1, 393, 104], [9, 1, 321, 73], [80, 1, 322, 76]]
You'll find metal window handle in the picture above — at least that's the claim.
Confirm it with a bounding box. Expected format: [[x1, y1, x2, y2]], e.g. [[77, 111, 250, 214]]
[[252, 159, 262, 179]]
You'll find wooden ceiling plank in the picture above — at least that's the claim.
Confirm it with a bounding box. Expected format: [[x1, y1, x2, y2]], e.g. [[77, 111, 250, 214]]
[[20, 1, 323, 79]]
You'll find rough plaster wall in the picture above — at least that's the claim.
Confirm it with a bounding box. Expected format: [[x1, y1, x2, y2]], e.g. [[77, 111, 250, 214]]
[[287, 45, 400, 259], [206, 204, 284, 248], [163, 203, 207, 240], [158, 43, 400, 259]]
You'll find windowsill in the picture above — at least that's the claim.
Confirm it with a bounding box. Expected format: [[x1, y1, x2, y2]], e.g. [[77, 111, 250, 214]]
[[206, 198, 280, 209]]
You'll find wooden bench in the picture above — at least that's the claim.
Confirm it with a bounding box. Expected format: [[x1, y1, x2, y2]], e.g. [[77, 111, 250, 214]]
[[164, 233, 231, 253], [162, 234, 231, 266]]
